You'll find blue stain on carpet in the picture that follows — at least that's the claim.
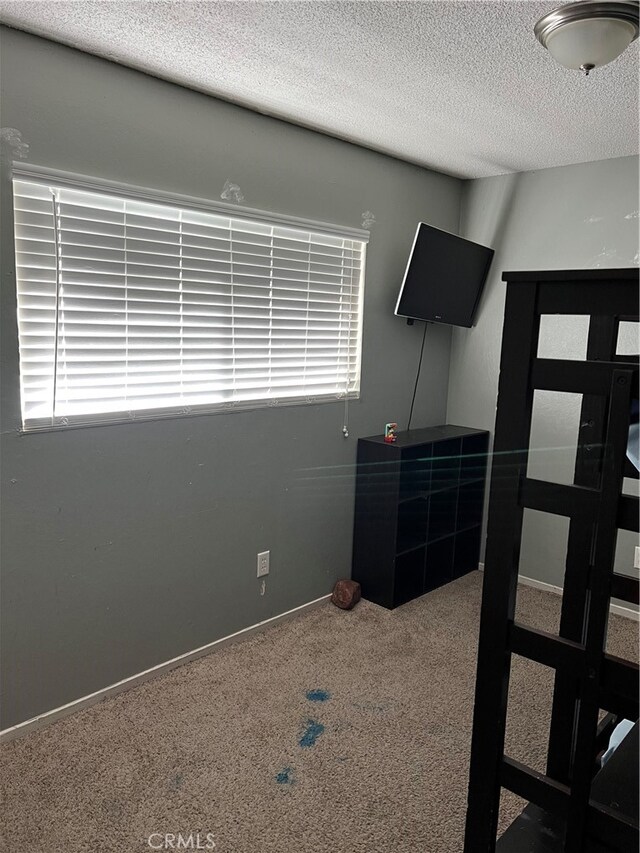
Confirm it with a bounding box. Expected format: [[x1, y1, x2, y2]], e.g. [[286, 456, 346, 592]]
[[306, 689, 330, 703], [299, 719, 325, 748], [275, 767, 294, 785], [169, 773, 183, 791]]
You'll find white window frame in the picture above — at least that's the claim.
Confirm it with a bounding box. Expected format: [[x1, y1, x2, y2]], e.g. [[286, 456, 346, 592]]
[[12, 165, 368, 432]]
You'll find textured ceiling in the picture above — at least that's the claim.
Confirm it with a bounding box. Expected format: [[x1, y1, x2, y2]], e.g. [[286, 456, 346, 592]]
[[0, 0, 638, 178]]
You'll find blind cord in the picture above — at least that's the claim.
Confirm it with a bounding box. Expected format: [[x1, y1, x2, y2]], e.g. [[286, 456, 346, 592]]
[[342, 239, 353, 438], [50, 189, 62, 426], [343, 391, 349, 437], [407, 321, 428, 431]]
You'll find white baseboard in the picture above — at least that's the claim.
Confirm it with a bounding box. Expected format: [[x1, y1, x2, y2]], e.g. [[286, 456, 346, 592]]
[[478, 563, 639, 622], [0, 593, 331, 744]]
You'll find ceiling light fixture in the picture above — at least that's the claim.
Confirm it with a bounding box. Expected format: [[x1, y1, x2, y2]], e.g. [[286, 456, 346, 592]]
[[535, 0, 639, 75]]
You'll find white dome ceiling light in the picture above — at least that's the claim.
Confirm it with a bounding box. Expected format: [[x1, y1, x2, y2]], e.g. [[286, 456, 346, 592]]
[[535, 0, 639, 75]]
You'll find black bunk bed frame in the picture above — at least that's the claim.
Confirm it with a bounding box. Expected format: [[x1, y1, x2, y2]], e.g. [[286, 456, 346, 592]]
[[464, 268, 639, 853]]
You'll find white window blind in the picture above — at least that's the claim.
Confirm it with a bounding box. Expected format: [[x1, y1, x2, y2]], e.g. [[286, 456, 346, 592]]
[[12, 173, 366, 430]]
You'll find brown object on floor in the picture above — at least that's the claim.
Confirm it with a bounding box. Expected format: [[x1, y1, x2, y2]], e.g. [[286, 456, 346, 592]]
[[331, 578, 361, 609], [0, 573, 637, 853]]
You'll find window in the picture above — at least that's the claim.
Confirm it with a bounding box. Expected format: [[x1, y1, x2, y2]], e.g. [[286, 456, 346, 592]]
[[13, 171, 367, 430]]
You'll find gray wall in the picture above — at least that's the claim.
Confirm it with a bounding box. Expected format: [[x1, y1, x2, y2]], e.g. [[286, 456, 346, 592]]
[[0, 28, 461, 728], [447, 156, 639, 592]]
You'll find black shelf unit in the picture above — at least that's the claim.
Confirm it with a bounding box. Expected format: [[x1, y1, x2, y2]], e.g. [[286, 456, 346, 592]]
[[463, 268, 639, 853], [352, 424, 489, 609]]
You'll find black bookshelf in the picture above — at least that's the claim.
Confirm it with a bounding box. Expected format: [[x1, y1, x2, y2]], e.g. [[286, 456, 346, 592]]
[[352, 424, 489, 609]]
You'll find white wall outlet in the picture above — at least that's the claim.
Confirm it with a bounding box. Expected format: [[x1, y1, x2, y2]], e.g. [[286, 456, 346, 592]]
[[634, 546, 640, 570], [257, 550, 270, 578]]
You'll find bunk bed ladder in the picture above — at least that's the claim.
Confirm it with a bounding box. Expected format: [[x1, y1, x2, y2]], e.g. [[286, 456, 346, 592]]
[[463, 269, 639, 853]]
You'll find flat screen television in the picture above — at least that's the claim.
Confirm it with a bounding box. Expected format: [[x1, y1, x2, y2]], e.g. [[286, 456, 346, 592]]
[[395, 222, 494, 327]]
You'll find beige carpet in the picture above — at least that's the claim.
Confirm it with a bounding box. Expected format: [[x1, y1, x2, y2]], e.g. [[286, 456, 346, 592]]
[[1, 572, 637, 853]]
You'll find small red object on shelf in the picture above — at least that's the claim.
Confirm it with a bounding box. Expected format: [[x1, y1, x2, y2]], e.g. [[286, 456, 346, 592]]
[[384, 422, 398, 443]]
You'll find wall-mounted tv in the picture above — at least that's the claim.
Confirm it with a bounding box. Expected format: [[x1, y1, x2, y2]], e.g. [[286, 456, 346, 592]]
[[395, 222, 494, 328]]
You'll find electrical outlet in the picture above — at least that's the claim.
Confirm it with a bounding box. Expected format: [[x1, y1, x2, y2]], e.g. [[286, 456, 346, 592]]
[[634, 546, 640, 570], [257, 550, 270, 578]]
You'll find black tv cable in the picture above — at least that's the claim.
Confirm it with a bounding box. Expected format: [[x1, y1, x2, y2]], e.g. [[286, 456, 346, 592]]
[[407, 322, 428, 431]]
